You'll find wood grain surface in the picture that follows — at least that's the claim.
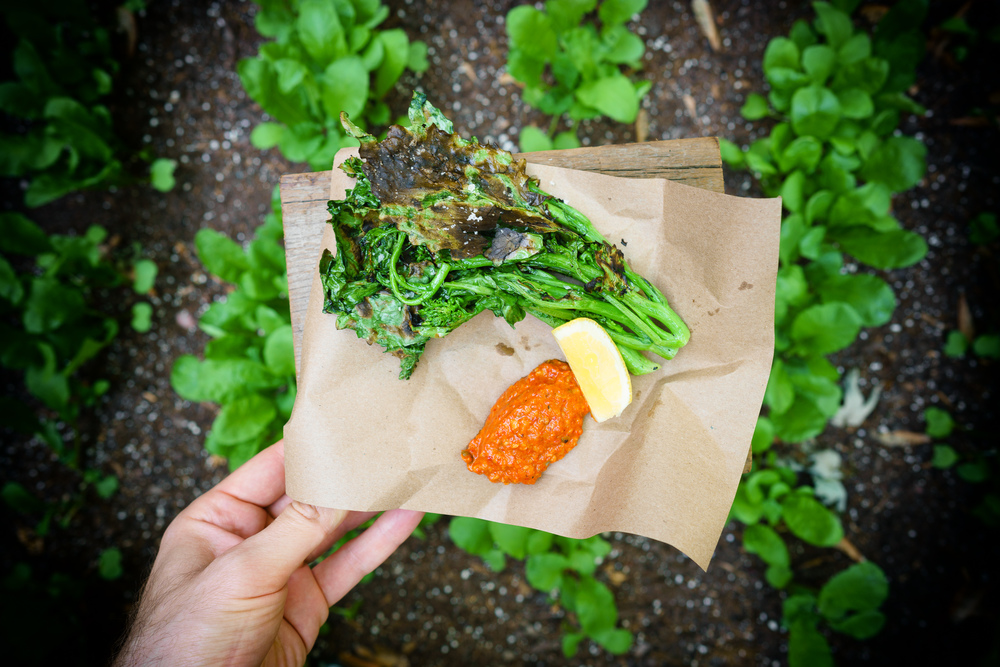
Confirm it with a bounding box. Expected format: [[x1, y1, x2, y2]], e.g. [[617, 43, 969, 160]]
[[520, 137, 724, 187]]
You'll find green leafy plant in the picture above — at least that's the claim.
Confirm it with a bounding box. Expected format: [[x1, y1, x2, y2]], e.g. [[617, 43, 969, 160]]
[[130, 258, 158, 333], [240, 0, 429, 169], [0, 4, 174, 205], [969, 212, 998, 245], [942, 213, 998, 359], [506, 0, 651, 151], [185, 0, 432, 465], [972, 335, 1000, 359], [734, 465, 890, 664], [924, 406, 954, 439], [1, 472, 117, 541], [931, 443, 958, 469], [937, 11, 1000, 63], [170, 188, 295, 469], [783, 561, 889, 666], [724, 0, 930, 442], [0, 213, 132, 526], [0, 3, 123, 206], [130, 302, 153, 333], [97, 547, 124, 580], [0, 2, 173, 546], [942, 331, 964, 357], [944, 329, 1000, 359], [923, 407, 999, 525], [721, 1, 932, 664], [150, 158, 178, 193], [731, 457, 845, 573], [725, 0, 931, 442], [924, 407, 959, 472], [449, 517, 632, 657], [0, 216, 157, 447]]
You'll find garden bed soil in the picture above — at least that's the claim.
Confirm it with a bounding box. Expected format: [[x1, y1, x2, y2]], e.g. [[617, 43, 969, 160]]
[[2, 1, 998, 665]]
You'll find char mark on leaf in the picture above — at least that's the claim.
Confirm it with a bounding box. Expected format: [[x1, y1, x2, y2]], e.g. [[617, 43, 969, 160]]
[[354, 298, 373, 320], [589, 243, 629, 296]]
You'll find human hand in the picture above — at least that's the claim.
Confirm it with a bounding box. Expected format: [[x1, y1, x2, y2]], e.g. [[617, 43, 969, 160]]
[[114, 440, 423, 667]]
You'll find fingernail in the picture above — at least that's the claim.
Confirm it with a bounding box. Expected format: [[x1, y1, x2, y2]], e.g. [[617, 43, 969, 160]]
[[290, 500, 320, 520]]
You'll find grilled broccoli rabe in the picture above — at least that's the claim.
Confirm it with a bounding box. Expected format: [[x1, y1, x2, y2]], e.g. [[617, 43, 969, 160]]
[[321, 93, 689, 379]]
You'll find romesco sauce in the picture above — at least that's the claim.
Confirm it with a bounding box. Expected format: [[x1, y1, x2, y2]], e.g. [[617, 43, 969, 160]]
[[461, 359, 591, 484]]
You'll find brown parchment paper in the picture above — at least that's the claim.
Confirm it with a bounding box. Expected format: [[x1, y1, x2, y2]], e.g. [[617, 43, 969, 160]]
[[284, 148, 781, 570]]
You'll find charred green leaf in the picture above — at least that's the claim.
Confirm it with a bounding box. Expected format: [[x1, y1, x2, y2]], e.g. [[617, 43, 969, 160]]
[[321, 94, 689, 379]]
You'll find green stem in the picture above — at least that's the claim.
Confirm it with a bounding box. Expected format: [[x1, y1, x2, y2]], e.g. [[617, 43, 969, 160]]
[[439, 278, 495, 297], [528, 309, 571, 329], [389, 273, 423, 305], [448, 256, 494, 270], [423, 262, 451, 298], [388, 234, 422, 305], [547, 114, 560, 138], [544, 199, 606, 244], [527, 306, 575, 323], [595, 317, 658, 351], [603, 293, 663, 345], [525, 259, 685, 352], [388, 232, 451, 306], [626, 270, 668, 306], [624, 291, 690, 346], [526, 252, 601, 283], [502, 276, 660, 350], [617, 345, 662, 375]]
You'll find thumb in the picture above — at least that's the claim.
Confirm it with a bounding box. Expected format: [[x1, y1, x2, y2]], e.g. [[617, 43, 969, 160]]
[[215, 501, 348, 595]]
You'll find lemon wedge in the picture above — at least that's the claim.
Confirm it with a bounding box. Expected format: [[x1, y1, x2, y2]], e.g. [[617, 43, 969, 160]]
[[551, 317, 632, 422]]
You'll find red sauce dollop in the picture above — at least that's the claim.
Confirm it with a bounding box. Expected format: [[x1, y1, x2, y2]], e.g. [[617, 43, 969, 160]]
[[461, 359, 590, 484]]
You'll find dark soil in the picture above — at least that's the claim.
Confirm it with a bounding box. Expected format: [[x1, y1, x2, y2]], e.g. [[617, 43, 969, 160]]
[[2, 1, 998, 666]]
